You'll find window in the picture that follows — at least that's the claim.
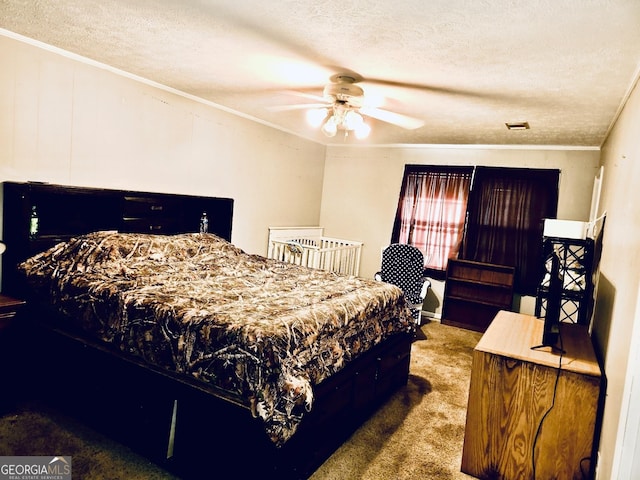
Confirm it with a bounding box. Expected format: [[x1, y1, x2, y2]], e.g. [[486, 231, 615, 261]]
[[392, 166, 473, 276], [392, 165, 559, 294]]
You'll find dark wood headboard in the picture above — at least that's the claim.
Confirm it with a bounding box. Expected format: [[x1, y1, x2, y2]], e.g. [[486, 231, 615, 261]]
[[1, 181, 234, 296]]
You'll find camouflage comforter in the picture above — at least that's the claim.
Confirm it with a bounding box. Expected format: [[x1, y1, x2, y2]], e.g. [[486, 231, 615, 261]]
[[19, 231, 414, 445]]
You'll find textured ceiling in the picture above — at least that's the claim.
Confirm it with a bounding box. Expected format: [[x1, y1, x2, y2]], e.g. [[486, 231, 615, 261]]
[[1, 0, 639, 146]]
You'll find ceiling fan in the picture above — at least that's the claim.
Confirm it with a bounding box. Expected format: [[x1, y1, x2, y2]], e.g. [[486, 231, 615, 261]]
[[268, 73, 425, 138]]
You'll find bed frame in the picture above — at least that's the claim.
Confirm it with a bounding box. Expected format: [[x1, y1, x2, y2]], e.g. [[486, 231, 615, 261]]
[[1, 181, 413, 479]]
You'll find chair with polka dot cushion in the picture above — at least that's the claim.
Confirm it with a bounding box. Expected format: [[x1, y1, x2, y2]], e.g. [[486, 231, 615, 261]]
[[374, 244, 431, 325]]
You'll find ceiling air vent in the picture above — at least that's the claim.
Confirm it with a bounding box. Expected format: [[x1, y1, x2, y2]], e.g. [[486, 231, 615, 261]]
[[505, 121, 530, 130]]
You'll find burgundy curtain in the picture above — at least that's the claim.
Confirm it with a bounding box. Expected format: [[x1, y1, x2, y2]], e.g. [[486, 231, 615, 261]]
[[462, 167, 559, 295], [392, 166, 473, 272]]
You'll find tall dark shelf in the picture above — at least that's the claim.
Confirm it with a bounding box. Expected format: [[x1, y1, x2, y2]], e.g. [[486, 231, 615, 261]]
[[442, 259, 515, 332], [535, 236, 594, 326]]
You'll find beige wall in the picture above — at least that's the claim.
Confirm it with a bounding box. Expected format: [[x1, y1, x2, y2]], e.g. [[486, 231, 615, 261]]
[[592, 76, 640, 479], [319, 146, 600, 315], [0, 34, 326, 255]]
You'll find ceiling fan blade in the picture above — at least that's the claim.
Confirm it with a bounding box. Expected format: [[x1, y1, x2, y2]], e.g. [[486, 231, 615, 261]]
[[267, 103, 328, 112], [281, 90, 328, 103], [364, 77, 471, 96], [360, 107, 424, 130], [360, 75, 534, 103]]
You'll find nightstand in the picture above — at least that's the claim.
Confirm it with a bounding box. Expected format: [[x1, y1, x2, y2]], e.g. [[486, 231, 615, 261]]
[[0, 294, 26, 413], [0, 294, 26, 332]]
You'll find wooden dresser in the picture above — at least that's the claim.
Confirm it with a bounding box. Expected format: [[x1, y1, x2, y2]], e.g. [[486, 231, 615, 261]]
[[461, 311, 603, 480]]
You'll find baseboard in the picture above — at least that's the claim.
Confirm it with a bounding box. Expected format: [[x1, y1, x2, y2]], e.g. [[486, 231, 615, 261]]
[[421, 310, 441, 322]]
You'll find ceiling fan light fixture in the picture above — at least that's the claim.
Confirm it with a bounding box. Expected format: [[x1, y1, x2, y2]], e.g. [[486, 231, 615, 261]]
[[321, 115, 338, 137], [354, 121, 371, 139], [318, 107, 370, 139], [344, 110, 364, 130], [306, 108, 328, 128]]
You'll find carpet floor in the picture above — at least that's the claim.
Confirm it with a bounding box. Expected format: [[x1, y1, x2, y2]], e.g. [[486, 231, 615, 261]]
[[0, 321, 482, 479]]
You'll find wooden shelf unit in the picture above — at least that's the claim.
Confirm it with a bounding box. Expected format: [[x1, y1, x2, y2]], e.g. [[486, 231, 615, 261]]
[[442, 259, 515, 332]]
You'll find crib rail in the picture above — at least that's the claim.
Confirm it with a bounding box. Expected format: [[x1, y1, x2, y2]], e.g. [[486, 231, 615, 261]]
[[267, 227, 363, 276]]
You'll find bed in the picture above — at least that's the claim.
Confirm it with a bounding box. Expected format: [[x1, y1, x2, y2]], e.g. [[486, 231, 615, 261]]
[[2, 181, 415, 479]]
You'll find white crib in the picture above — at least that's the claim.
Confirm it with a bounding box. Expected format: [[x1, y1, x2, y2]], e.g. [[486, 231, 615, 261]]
[[267, 226, 363, 276]]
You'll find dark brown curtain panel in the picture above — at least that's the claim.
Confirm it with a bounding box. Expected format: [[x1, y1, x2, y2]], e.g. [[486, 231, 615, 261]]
[[462, 167, 559, 295]]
